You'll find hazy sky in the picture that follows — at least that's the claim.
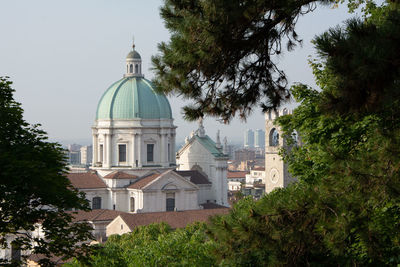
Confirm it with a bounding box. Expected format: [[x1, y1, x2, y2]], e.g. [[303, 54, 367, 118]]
[[0, 1, 359, 145]]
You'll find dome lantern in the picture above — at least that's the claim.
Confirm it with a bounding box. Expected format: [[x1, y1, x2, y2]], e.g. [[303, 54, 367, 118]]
[[125, 40, 143, 78]]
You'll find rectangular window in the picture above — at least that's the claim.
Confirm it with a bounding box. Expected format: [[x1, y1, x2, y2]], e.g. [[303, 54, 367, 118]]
[[166, 192, 175, 211], [92, 197, 102, 210], [118, 144, 127, 162], [147, 144, 154, 162], [99, 144, 103, 162], [11, 243, 21, 262]]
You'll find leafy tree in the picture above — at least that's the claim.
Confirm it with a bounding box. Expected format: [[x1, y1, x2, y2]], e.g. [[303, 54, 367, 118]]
[[207, 3, 400, 265], [0, 77, 93, 266], [66, 222, 217, 267]]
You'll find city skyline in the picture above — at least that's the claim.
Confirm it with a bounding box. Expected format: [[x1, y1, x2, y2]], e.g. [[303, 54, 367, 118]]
[[0, 1, 359, 145]]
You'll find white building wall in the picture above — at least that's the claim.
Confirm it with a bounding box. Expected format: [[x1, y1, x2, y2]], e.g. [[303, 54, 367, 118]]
[[177, 139, 228, 206], [82, 189, 111, 210]]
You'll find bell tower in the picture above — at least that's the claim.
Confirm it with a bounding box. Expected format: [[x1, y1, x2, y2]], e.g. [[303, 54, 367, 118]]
[[265, 108, 296, 193]]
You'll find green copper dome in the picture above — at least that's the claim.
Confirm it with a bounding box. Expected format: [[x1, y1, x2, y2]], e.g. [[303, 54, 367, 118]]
[[96, 77, 172, 120]]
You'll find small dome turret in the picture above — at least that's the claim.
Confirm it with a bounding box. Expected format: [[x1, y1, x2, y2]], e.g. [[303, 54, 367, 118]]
[[125, 41, 142, 77]]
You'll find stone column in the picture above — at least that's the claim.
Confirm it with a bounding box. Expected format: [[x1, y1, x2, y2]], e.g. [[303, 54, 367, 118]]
[[170, 132, 176, 164], [160, 132, 167, 167], [137, 132, 142, 167], [107, 133, 112, 168], [131, 133, 136, 168], [92, 133, 98, 165], [102, 133, 106, 166]]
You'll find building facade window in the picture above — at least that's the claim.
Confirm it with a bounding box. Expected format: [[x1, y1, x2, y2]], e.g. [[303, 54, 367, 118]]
[[99, 144, 103, 162], [92, 197, 102, 210], [166, 192, 175, 211], [147, 144, 154, 162], [269, 128, 279, 147], [118, 144, 127, 162], [129, 64, 133, 73], [130, 197, 135, 212], [135, 64, 139, 73], [11, 243, 21, 262]]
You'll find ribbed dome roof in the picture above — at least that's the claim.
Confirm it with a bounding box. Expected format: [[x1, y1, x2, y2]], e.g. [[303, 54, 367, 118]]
[[126, 50, 141, 59], [96, 77, 172, 120]]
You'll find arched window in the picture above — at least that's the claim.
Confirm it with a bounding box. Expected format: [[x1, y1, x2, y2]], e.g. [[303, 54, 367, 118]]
[[129, 64, 133, 73], [269, 128, 279, 147], [135, 64, 139, 73], [166, 193, 175, 211], [130, 197, 135, 212], [92, 197, 102, 210]]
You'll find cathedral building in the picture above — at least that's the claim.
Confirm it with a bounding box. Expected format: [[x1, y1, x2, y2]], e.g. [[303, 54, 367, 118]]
[[68, 42, 229, 213]]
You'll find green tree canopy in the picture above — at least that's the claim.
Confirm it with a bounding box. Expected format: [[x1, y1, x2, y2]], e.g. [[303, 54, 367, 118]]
[[0, 77, 93, 266], [65, 222, 217, 267], [207, 3, 400, 265]]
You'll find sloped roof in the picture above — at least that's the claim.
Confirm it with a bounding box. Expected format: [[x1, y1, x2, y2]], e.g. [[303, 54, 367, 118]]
[[174, 170, 211, 185], [104, 171, 138, 179], [119, 208, 229, 230], [227, 171, 249, 179], [69, 209, 127, 222], [127, 172, 161, 189], [252, 167, 265, 171], [67, 172, 107, 189], [177, 134, 228, 159], [194, 135, 227, 158]]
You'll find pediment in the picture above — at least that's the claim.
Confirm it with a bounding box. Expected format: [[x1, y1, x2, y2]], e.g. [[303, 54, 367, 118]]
[[143, 170, 199, 191]]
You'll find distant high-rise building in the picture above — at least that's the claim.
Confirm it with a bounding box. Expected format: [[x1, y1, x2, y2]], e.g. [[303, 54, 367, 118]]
[[68, 143, 82, 152], [68, 151, 81, 165], [254, 129, 265, 148], [244, 129, 254, 148], [80, 145, 93, 165]]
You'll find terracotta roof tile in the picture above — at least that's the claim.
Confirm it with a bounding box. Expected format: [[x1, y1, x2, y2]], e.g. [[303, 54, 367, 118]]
[[119, 208, 229, 230], [227, 171, 249, 179], [127, 173, 161, 189], [174, 170, 211, 185], [252, 167, 265, 171], [200, 203, 227, 209], [69, 209, 128, 222], [104, 171, 138, 179], [67, 172, 107, 189]]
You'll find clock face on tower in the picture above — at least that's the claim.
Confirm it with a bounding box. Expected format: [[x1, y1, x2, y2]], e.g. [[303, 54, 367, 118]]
[[270, 168, 279, 184]]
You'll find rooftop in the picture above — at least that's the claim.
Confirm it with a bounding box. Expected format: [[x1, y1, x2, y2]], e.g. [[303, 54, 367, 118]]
[[67, 172, 107, 189], [174, 170, 211, 185], [118, 208, 229, 230]]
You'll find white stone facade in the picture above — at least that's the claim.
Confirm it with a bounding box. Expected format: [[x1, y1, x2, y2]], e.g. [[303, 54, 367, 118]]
[[176, 123, 229, 206], [245, 169, 266, 185], [92, 120, 176, 169]]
